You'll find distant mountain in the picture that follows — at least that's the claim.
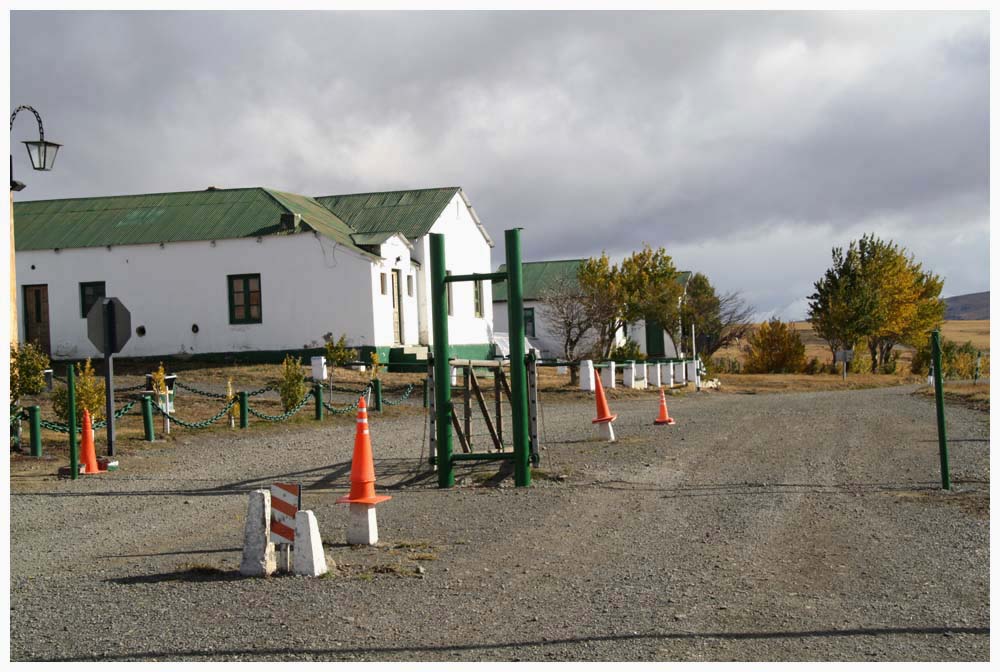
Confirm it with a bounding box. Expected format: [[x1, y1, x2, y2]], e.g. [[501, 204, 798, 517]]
[[944, 292, 989, 320]]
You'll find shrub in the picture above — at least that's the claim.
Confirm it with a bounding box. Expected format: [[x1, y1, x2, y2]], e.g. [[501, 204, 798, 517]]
[[369, 351, 382, 380], [324, 334, 357, 369], [849, 348, 872, 374], [880, 350, 899, 375], [610, 338, 644, 362], [910, 338, 982, 379], [52, 359, 105, 424], [10, 342, 49, 405], [804, 357, 821, 375], [743, 319, 806, 373], [279, 354, 306, 412]]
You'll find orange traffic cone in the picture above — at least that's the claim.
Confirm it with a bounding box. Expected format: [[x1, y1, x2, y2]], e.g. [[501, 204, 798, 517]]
[[654, 389, 676, 425], [80, 409, 104, 474], [337, 396, 391, 505], [592, 372, 618, 425]]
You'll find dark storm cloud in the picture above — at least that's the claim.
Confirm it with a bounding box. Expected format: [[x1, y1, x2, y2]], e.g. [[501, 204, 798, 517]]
[[10, 11, 989, 315]]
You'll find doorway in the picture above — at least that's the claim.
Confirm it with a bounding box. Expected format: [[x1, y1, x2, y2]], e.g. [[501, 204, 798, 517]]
[[22, 284, 51, 355], [391, 269, 404, 344]]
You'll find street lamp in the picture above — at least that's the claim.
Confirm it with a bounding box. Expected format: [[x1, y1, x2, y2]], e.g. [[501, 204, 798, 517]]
[[10, 105, 62, 346], [11, 105, 61, 189]]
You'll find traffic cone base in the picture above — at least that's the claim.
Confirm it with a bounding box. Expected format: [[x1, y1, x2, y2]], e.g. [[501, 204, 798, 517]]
[[654, 390, 677, 426], [339, 396, 392, 506]]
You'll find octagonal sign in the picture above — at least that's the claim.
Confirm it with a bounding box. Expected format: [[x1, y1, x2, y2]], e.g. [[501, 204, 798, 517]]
[[87, 297, 132, 355]]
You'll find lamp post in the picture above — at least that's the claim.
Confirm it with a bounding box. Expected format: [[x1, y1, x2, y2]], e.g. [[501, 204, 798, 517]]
[[10, 105, 62, 345]]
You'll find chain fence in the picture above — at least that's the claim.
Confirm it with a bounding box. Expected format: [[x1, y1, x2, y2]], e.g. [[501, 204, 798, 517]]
[[383, 383, 416, 406], [246, 390, 313, 422], [152, 397, 239, 429]]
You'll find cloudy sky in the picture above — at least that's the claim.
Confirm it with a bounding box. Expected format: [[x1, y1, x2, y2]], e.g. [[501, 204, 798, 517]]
[[10, 10, 989, 319]]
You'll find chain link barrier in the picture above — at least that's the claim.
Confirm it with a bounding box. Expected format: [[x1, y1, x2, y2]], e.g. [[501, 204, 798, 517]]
[[173, 380, 231, 399], [246, 385, 277, 397], [152, 397, 239, 429], [34, 398, 139, 434], [323, 397, 362, 415], [246, 390, 314, 421], [93, 399, 140, 429], [382, 383, 416, 406]]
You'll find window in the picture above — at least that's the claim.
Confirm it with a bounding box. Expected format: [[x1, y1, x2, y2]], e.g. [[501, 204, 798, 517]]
[[228, 274, 262, 324], [80, 281, 105, 318], [473, 280, 483, 318], [407, 274, 414, 297], [446, 271, 453, 316], [524, 307, 536, 338], [380, 272, 388, 295]]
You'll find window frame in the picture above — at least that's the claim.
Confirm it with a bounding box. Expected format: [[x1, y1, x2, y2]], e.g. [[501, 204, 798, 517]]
[[524, 307, 536, 338], [79, 281, 106, 318], [473, 279, 483, 318], [228, 273, 262, 325]]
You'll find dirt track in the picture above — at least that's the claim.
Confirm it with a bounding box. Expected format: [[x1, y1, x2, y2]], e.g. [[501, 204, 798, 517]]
[[9, 384, 989, 661]]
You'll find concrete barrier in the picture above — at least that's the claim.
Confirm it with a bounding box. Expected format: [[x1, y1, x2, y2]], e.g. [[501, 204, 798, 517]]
[[293, 510, 328, 576], [240, 489, 277, 577]]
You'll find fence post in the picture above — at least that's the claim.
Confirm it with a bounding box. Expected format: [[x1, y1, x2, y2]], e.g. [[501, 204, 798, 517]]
[[505, 227, 531, 488], [931, 330, 951, 490], [372, 378, 383, 413], [239, 391, 249, 429], [68, 364, 79, 480], [141, 395, 155, 441], [28, 405, 41, 457], [314, 383, 324, 421]]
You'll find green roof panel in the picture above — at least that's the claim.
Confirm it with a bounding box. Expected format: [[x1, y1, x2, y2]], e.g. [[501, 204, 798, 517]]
[[315, 187, 460, 240]]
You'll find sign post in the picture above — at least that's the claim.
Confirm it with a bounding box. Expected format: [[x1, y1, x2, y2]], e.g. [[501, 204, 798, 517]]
[[834, 349, 854, 381], [87, 298, 131, 457]]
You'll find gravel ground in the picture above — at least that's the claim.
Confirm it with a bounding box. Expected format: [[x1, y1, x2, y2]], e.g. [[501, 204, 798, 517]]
[[9, 384, 989, 662]]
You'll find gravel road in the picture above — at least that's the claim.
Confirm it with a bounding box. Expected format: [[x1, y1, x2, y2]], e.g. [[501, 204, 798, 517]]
[[9, 384, 989, 661]]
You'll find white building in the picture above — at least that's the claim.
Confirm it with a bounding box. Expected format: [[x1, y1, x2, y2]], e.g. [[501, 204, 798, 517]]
[[13, 186, 495, 363], [492, 259, 690, 360]]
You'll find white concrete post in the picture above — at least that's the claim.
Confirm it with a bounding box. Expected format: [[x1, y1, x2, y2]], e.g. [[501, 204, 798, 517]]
[[596, 420, 616, 443], [601, 361, 616, 389], [681, 360, 688, 385], [293, 510, 329, 576], [580, 360, 595, 391], [623, 361, 637, 389], [686, 360, 697, 387], [668, 362, 675, 388], [240, 489, 277, 577], [650, 363, 661, 388], [311, 356, 327, 382], [638, 362, 647, 389], [347, 503, 380, 546]]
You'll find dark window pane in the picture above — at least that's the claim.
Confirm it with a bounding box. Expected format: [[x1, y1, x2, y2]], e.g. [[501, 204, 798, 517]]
[[249, 292, 260, 306], [250, 305, 260, 319], [234, 306, 245, 320], [232, 278, 244, 292], [248, 277, 259, 291]]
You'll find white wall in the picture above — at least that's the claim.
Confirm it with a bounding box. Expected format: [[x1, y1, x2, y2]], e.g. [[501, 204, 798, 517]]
[[369, 234, 420, 347], [16, 232, 377, 359], [413, 191, 494, 346], [627, 321, 680, 358]]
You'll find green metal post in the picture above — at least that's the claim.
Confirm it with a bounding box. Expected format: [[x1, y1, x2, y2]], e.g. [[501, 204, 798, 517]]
[[67, 365, 78, 480], [239, 391, 249, 429], [314, 383, 324, 420], [141, 395, 155, 441], [931, 331, 951, 490], [373, 378, 383, 412], [505, 228, 531, 487], [28, 405, 41, 457], [430, 233, 454, 488]]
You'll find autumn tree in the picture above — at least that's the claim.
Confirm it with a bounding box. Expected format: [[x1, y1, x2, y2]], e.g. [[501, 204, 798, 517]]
[[578, 245, 685, 359], [680, 273, 756, 360], [808, 234, 944, 373], [743, 319, 807, 373]]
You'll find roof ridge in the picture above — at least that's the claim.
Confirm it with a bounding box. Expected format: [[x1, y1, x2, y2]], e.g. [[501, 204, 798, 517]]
[[315, 186, 460, 199], [14, 186, 268, 205]]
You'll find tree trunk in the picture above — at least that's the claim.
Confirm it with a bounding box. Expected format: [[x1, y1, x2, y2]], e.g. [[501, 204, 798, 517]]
[[868, 340, 879, 374]]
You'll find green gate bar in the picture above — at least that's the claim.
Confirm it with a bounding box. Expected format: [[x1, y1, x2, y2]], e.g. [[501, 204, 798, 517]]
[[239, 391, 249, 429], [430, 229, 531, 488], [68, 364, 78, 480], [28, 405, 41, 457], [430, 233, 454, 488], [373, 378, 383, 412], [504, 228, 531, 487], [931, 330, 951, 490]]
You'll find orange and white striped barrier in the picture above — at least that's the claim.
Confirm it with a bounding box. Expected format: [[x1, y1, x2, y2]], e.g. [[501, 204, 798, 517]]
[[270, 482, 301, 546]]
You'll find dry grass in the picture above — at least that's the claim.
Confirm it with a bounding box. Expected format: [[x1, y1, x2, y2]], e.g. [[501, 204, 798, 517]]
[[914, 381, 990, 412], [715, 372, 924, 395]]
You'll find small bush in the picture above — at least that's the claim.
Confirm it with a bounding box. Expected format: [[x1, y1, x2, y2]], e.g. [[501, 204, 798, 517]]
[[279, 354, 306, 412], [849, 348, 872, 375], [324, 334, 357, 368], [610, 338, 644, 362], [804, 357, 820, 375], [911, 338, 982, 379], [150, 362, 168, 395], [10, 342, 49, 405], [880, 351, 899, 375], [370, 351, 383, 380], [52, 359, 105, 424], [743, 319, 806, 374]]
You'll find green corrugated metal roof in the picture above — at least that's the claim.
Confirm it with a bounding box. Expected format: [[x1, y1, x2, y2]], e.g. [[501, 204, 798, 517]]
[[493, 260, 691, 302], [13, 187, 372, 257], [315, 187, 460, 240]]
